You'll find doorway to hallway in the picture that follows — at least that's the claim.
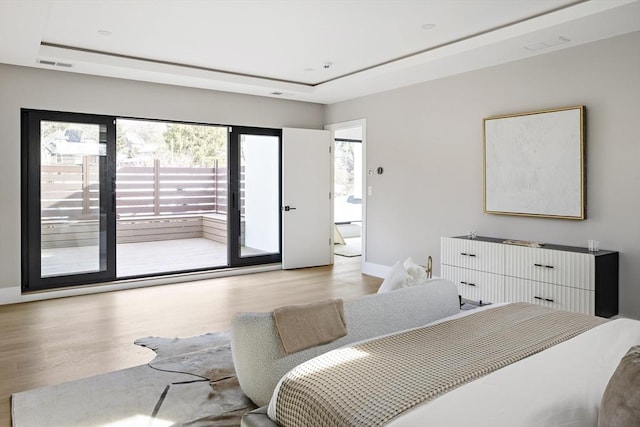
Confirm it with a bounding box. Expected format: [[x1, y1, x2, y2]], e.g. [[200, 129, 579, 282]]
[[333, 126, 363, 259]]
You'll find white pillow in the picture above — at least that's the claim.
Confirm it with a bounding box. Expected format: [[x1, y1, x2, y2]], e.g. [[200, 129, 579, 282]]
[[378, 258, 430, 293], [402, 257, 428, 286], [377, 261, 409, 293]]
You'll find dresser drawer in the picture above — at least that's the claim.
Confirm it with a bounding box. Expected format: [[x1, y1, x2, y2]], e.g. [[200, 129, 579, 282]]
[[441, 237, 504, 274], [442, 265, 504, 304], [504, 245, 594, 290], [504, 277, 594, 315]]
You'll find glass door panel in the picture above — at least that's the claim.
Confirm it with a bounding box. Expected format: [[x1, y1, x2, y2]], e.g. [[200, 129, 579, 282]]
[[22, 110, 115, 291], [114, 119, 229, 278], [240, 134, 280, 257], [40, 121, 107, 277], [228, 127, 281, 267]]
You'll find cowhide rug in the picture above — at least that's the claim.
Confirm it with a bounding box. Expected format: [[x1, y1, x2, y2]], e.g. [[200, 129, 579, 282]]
[[135, 332, 257, 426], [12, 332, 257, 427]]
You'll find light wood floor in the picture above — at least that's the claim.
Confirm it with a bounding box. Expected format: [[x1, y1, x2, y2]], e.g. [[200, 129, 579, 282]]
[[0, 256, 381, 426]]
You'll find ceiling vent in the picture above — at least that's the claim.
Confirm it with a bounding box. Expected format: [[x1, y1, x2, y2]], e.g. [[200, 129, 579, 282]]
[[38, 59, 74, 68]]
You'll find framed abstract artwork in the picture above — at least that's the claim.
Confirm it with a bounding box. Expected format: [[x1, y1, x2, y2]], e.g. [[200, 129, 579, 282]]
[[483, 106, 585, 219]]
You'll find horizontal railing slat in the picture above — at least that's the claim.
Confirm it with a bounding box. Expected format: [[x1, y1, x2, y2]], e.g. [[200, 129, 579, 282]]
[[41, 163, 238, 221]]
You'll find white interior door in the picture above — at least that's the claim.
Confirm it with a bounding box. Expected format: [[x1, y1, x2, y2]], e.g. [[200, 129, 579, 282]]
[[282, 128, 332, 269]]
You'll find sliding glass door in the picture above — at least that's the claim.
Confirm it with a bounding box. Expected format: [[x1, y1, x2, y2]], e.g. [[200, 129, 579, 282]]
[[22, 110, 116, 290], [22, 111, 282, 291]]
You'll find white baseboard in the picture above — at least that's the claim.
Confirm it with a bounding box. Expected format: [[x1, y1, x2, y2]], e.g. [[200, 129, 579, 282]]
[[0, 286, 21, 305], [0, 264, 281, 305]]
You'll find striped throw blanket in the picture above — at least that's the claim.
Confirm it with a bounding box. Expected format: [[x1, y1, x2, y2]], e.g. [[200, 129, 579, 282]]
[[273, 303, 606, 427]]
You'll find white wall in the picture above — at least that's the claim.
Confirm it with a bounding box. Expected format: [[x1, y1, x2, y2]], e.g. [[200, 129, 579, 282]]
[[0, 65, 324, 303], [325, 32, 640, 319]]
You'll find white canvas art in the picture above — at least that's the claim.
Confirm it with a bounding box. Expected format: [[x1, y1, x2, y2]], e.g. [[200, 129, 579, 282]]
[[484, 106, 584, 219]]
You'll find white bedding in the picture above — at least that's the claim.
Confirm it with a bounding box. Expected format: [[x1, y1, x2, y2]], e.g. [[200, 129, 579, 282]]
[[268, 305, 640, 426]]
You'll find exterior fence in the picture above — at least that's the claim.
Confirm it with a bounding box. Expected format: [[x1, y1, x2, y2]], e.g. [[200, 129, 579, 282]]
[[40, 158, 238, 221], [116, 159, 230, 217]]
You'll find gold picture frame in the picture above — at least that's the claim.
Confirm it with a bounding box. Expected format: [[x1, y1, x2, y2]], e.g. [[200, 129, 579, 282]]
[[483, 106, 585, 220]]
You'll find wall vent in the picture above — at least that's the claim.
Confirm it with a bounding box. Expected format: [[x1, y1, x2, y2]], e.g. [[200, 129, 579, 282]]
[[38, 59, 74, 68]]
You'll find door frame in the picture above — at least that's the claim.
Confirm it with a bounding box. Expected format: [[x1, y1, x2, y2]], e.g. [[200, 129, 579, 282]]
[[324, 119, 367, 268], [228, 126, 283, 267], [21, 109, 117, 290]]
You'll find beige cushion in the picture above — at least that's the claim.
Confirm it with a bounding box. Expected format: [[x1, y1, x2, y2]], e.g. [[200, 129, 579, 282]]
[[273, 299, 346, 354], [598, 345, 640, 427]]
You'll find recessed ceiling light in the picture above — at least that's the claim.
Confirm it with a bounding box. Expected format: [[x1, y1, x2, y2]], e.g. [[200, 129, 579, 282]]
[[524, 36, 570, 51], [421, 23, 436, 30], [524, 42, 547, 51], [545, 36, 570, 47], [97, 30, 112, 36]]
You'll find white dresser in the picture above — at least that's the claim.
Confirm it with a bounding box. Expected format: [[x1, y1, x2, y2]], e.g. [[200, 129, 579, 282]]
[[441, 236, 618, 317]]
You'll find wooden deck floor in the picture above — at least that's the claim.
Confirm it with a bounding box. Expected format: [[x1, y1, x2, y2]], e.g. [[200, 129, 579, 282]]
[[116, 238, 230, 277], [41, 238, 269, 278], [0, 256, 381, 426]]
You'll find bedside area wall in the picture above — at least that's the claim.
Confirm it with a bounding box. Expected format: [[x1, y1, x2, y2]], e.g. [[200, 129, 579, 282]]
[[324, 31, 640, 319]]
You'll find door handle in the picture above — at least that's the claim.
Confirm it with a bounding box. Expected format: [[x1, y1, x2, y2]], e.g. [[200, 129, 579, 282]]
[[283, 206, 296, 212], [111, 176, 117, 214], [534, 263, 554, 269]]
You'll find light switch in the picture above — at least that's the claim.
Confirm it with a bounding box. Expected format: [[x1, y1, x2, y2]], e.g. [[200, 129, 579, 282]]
[[367, 186, 373, 196]]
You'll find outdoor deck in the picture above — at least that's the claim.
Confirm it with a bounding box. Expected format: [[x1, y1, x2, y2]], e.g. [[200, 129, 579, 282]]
[[42, 238, 240, 278]]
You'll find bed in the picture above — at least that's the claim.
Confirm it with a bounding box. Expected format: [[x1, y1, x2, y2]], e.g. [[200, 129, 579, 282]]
[[231, 280, 640, 427]]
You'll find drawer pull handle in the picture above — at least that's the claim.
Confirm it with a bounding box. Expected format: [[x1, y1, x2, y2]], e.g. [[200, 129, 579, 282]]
[[460, 253, 477, 257], [460, 281, 476, 287], [534, 296, 555, 303], [534, 263, 554, 269]]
